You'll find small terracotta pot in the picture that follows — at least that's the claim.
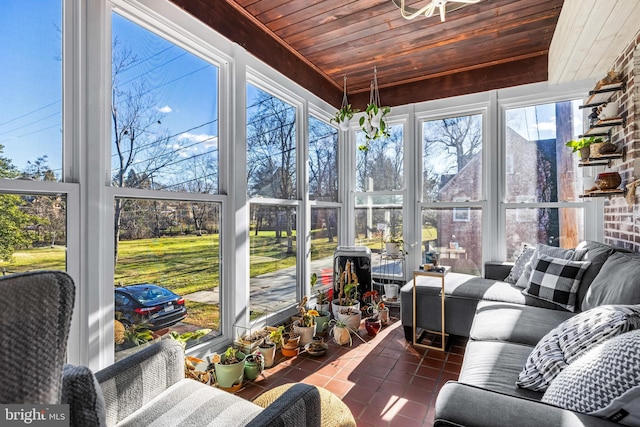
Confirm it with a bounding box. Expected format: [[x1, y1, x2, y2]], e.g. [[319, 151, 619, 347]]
[[595, 172, 621, 190], [365, 318, 382, 336], [281, 346, 299, 357]]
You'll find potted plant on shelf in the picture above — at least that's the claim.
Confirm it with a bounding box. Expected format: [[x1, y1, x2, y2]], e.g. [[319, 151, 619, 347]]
[[565, 136, 603, 161], [211, 346, 246, 389], [384, 235, 407, 256], [311, 272, 331, 313]]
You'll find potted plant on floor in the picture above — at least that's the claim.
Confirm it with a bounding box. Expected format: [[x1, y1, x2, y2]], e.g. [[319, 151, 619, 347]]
[[281, 324, 301, 357], [311, 272, 331, 313], [363, 290, 385, 335], [332, 259, 362, 331], [244, 352, 264, 381], [258, 338, 276, 368], [211, 347, 246, 389], [328, 318, 353, 346], [293, 297, 319, 346]]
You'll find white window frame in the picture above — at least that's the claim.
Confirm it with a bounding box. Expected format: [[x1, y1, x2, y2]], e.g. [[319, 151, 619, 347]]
[[496, 81, 599, 260]]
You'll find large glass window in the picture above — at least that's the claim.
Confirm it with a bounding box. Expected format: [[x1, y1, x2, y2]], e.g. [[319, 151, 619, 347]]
[[0, 192, 67, 273], [421, 207, 482, 275], [422, 114, 483, 202], [249, 204, 298, 315], [247, 84, 299, 316], [246, 85, 296, 199], [111, 13, 219, 194], [420, 113, 484, 273], [0, 1, 63, 180], [309, 116, 339, 286], [113, 198, 221, 357], [504, 101, 584, 260], [356, 124, 404, 193], [309, 116, 338, 202], [112, 13, 221, 357]]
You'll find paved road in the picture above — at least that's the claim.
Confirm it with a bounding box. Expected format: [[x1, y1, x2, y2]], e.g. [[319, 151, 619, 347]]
[[184, 252, 404, 307]]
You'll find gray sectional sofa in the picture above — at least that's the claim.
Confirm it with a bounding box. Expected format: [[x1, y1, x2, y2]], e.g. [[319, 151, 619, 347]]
[[399, 240, 640, 426]]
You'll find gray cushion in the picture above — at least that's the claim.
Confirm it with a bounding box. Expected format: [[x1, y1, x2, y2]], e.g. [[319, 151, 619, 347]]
[[517, 305, 640, 392], [515, 244, 586, 289], [62, 365, 106, 427], [543, 329, 640, 425], [522, 254, 591, 312], [470, 301, 575, 346], [458, 340, 543, 401], [574, 240, 619, 311], [116, 379, 264, 426], [583, 252, 640, 310], [505, 246, 535, 284]]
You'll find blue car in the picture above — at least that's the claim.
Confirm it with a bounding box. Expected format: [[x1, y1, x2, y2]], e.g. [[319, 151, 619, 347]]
[[115, 284, 187, 330]]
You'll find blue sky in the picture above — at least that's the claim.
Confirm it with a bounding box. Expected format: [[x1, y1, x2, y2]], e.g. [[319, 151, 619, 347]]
[[1, 2, 222, 181], [0, 1, 63, 174]]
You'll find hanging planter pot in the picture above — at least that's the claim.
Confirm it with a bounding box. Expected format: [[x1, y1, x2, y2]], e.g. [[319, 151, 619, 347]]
[[330, 75, 359, 132], [358, 67, 391, 151]]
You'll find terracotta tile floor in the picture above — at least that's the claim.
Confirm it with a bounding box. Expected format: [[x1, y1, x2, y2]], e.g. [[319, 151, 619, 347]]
[[236, 319, 467, 426]]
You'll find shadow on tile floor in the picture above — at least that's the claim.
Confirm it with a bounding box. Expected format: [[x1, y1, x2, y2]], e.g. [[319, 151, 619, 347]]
[[236, 319, 467, 427]]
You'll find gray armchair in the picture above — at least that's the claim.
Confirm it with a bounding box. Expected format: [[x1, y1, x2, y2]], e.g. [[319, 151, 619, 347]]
[[0, 270, 334, 426], [0, 270, 75, 405]]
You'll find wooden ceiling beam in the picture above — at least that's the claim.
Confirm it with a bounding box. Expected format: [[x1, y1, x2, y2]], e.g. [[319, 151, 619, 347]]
[[170, 0, 343, 106], [348, 54, 549, 110]]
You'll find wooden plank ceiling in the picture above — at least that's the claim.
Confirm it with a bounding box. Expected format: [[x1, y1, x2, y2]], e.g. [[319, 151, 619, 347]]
[[171, 0, 564, 109]]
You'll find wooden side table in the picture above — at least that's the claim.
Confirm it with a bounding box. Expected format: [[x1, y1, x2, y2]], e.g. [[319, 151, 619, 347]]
[[412, 266, 451, 351]]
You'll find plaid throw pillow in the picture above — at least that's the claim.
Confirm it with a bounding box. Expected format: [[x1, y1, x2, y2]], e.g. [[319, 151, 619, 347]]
[[523, 254, 591, 312]]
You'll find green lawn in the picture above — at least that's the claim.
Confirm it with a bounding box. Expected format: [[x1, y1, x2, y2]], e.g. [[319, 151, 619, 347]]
[[1, 230, 338, 295]]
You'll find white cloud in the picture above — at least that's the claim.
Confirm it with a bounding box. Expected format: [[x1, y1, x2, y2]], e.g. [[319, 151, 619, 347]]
[[178, 132, 218, 148], [157, 105, 172, 113]]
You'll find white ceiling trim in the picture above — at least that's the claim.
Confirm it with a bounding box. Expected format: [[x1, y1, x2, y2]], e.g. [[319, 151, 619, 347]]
[[549, 0, 640, 84]]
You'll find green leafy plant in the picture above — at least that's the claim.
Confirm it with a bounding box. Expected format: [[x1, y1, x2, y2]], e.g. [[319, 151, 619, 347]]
[[268, 325, 285, 345], [358, 103, 391, 150], [311, 272, 329, 305], [123, 322, 154, 346], [330, 104, 359, 128], [565, 136, 603, 153]]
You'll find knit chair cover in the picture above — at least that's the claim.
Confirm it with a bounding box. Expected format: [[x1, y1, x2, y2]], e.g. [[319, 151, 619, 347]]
[[0, 271, 75, 404], [252, 383, 356, 427]]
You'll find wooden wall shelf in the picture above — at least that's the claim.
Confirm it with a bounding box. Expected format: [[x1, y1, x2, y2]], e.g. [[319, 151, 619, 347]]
[[579, 189, 625, 198]]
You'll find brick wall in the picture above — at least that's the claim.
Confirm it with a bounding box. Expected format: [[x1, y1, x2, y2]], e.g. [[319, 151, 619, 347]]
[[602, 31, 640, 252]]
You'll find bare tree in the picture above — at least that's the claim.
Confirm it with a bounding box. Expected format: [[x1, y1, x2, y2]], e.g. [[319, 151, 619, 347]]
[[111, 38, 179, 263], [246, 91, 296, 253]]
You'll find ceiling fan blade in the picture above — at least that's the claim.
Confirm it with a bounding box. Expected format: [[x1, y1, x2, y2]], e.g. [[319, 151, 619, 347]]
[[425, 4, 436, 17], [439, 6, 446, 21], [391, 0, 436, 20]]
